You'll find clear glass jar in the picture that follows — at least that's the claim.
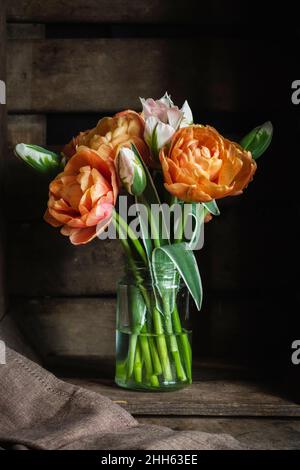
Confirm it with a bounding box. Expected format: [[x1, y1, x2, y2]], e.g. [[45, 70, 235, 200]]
[[115, 260, 192, 391]]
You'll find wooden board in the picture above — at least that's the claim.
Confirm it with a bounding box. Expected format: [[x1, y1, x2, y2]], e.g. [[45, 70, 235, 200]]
[[7, 114, 46, 147], [0, 2, 7, 316], [137, 417, 300, 450], [0, 312, 40, 363], [6, 1, 250, 24], [9, 291, 294, 369], [6, 202, 293, 294], [65, 368, 300, 417], [8, 222, 123, 296], [11, 297, 116, 363], [6, 114, 49, 220], [7, 23, 45, 39], [6, 37, 293, 113]]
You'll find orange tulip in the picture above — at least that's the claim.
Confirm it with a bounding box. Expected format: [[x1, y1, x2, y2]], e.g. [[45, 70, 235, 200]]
[[62, 110, 150, 164], [44, 146, 118, 245], [160, 125, 257, 202]]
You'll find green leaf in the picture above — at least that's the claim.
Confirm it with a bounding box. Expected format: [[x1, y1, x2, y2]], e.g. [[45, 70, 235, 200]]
[[186, 203, 205, 250], [151, 124, 159, 159], [128, 285, 146, 334], [173, 202, 205, 250], [131, 143, 162, 208], [151, 248, 179, 314], [14, 144, 62, 174], [132, 143, 170, 251], [240, 121, 273, 160], [202, 200, 220, 216], [152, 242, 203, 311], [134, 197, 152, 259]]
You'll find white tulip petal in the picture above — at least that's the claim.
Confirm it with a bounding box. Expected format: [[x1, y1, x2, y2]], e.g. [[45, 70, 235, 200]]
[[155, 121, 175, 149], [144, 116, 159, 146], [140, 97, 157, 120], [158, 92, 174, 107], [167, 107, 184, 130], [117, 147, 135, 186], [180, 100, 193, 127]]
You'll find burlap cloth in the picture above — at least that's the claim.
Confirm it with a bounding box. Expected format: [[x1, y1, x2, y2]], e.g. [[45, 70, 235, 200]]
[[0, 315, 244, 450]]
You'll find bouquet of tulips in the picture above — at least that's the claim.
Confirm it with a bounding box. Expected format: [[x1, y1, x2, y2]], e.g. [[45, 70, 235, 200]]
[[15, 93, 273, 390]]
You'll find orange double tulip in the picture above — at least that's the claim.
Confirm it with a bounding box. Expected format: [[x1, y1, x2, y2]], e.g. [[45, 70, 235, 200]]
[[45, 110, 150, 245], [44, 146, 118, 245], [63, 110, 149, 164], [160, 125, 257, 202]]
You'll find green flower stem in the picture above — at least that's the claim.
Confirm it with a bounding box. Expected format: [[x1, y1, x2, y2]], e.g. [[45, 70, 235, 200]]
[[152, 307, 173, 382], [133, 342, 142, 383], [163, 300, 187, 382], [113, 211, 189, 387], [113, 216, 155, 381], [139, 196, 161, 248], [174, 207, 188, 244], [115, 358, 127, 383], [170, 203, 204, 382], [134, 195, 187, 384], [150, 374, 160, 387], [113, 215, 171, 383], [140, 324, 162, 376], [127, 333, 138, 379], [172, 305, 192, 382], [149, 336, 162, 376], [114, 211, 148, 265], [139, 331, 154, 380]]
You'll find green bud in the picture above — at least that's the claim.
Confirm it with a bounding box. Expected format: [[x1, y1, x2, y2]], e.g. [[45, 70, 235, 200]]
[[116, 147, 147, 196], [240, 121, 273, 160], [14, 143, 63, 174]]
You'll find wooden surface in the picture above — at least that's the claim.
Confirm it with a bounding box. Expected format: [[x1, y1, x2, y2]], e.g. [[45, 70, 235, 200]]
[[137, 417, 300, 450], [65, 362, 300, 417]]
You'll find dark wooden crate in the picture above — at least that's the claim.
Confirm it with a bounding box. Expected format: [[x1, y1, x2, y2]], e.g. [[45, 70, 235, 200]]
[[1, 0, 300, 449]]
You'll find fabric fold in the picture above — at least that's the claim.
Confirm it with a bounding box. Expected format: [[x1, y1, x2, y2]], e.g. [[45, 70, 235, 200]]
[[0, 319, 244, 450]]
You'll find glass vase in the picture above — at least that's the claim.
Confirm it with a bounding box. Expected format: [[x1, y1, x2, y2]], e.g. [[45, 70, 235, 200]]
[[115, 260, 192, 391]]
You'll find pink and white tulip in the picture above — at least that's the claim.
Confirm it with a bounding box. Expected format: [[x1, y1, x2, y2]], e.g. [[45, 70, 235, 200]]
[[140, 93, 193, 161]]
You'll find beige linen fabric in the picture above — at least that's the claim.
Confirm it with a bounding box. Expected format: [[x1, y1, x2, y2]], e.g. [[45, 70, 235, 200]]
[[0, 316, 244, 450]]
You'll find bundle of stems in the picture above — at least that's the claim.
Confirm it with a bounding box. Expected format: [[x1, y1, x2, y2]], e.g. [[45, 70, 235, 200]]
[[113, 211, 192, 388]]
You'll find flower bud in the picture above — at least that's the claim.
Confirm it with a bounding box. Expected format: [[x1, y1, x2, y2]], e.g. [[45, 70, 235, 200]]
[[180, 100, 193, 128], [140, 93, 193, 163], [144, 117, 175, 161], [116, 147, 147, 196], [14, 144, 63, 173]]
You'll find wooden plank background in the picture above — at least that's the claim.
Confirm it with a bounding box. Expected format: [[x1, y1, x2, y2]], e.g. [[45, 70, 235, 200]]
[[3, 5, 299, 376], [6, 0, 257, 24], [0, 2, 6, 319], [6, 37, 295, 114]]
